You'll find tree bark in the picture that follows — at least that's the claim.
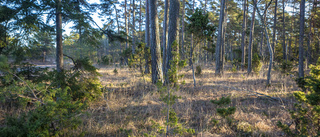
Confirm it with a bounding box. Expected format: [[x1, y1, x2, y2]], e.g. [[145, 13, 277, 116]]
[[150, 0, 163, 84], [298, 0, 305, 78], [282, 0, 286, 61], [248, 3, 256, 74], [272, 0, 278, 58], [221, 3, 227, 74], [181, 0, 186, 59], [165, 0, 179, 84], [215, 0, 225, 75], [241, 0, 247, 71], [145, 0, 150, 74], [191, 0, 196, 87], [162, 0, 169, 79], [139, 0, 142, 42], [56, 0, 63, 72], [253, 0, 273, 85], [132, 0, 136, 54], [125, 0, 128, 50]]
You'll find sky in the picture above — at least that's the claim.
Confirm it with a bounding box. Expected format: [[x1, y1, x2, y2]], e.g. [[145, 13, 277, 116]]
[[63, 0, 106, 35]]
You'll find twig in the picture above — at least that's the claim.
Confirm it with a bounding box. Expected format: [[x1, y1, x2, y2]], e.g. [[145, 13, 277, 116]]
[[5, 70, 44, 104]]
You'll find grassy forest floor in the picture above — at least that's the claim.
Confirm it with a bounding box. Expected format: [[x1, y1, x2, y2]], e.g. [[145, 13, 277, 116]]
[[71, 63, 300, 137], [0, 62, 301, 137]]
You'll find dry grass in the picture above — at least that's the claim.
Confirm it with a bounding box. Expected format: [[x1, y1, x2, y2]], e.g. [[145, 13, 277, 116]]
[[70, 64, 299, 137], [0, 63, 300, 136]]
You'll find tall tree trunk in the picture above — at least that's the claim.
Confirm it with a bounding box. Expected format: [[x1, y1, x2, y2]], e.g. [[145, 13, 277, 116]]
[[241, 0, 247, 71], [145, 0, 150, 74], [139, 0, 142, 42], [132, 0, 136, 54], [272, 0, 278, 58], [125, 0, 128, 50], [56, 0, 63, 72], [205, 0, 208, 64], [215, 0, 225, 75], [248, 3, 256, 74], [181, 0, 186, 59], [288, 8, 293, 61], [282, 0, 286, 61], [253, 0, 273, 85], [162, 0, 169, 79], [191, 0, 196, 87], [221, 3, 227, 74], [150, 0, 163, 84], [165, 0, 179, 84], [298, 0, 305, 78]]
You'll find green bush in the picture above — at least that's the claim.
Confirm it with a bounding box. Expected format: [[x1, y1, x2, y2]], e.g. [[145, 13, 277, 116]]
[[99, 55, 112, 65], [279, 60, 293, 74], [252, 53, 262, 74], [0, 55, 95, 136], [0, 87, 86, 136], [277, 57, 320, 136], [211, 96, 236, 127], [195, 65, 202, 76]]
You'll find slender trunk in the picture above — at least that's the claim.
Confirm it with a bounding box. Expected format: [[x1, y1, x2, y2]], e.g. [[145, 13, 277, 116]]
[[139, 0, 142, 42], [162, 0, 169, 79], [181, 0, 186, 59], [215, 0, 225, 75], [241, 0, 247, 71], [282, 0, 286, 61], [132, 0, 136, 54], [145, 0, 150, 74], [150, 0, 163, 84], [298, 0, 305, 78], [272, 0, 278, 57], [125, 0, 128, 49], [205, 0, 208, 64], [190, 0, 194, 67], [289, 10, 293, 61], [253, 0, 273, 85], [56, 0, 63, 72], [191, 0, 197, 86], [248, 3, 256, 74], [221, 4, 227, 74], [260, 31, 264, 57]]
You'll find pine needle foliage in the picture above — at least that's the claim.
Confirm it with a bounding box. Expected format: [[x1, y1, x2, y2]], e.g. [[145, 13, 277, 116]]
[[277, 57, 320, 136]]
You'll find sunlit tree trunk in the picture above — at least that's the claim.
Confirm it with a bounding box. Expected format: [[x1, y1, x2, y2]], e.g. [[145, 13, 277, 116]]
[[298, 0, 305, 78], [125, 0, 128, 50], [241, 0, 247, 71], [215, 0, 225, 75], [150, 0, 163, 84], [253, 0, 273, 85], [272, 0, 278, 57], [191, 0, 196, 86], [247, 3, 256, 74]]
